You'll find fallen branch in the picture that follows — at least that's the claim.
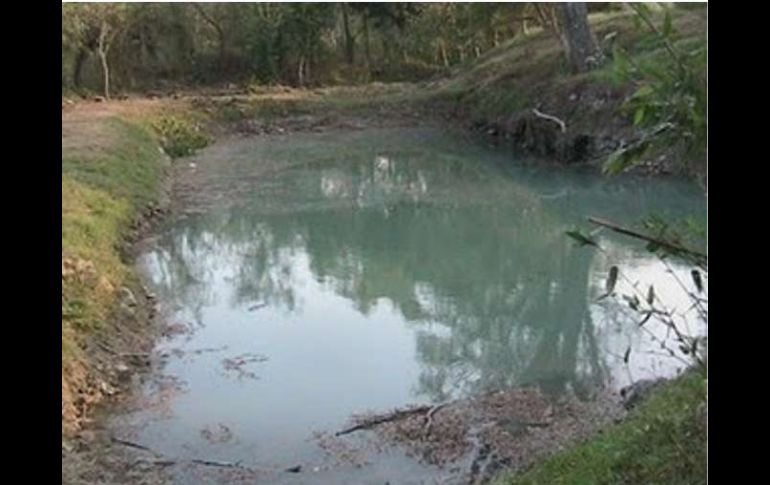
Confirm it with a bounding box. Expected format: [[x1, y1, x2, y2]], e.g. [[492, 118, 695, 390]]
[[133, 459, 176, 468], [191, 459, 242, 469], [111, 437, 157, 454], [422, 402, 448, 439], [587, 216, 707, 264], [336, 405, 433, 436], [113, 436, 254, 471], [532, 108, 566, 133]]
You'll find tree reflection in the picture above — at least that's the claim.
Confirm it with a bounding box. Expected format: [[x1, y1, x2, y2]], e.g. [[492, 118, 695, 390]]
[[147, 216, 606, 400], [141, 148, 702, 401]]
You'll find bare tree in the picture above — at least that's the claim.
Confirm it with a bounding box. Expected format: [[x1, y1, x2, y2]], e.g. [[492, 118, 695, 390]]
[[96, 21, 118, 99]]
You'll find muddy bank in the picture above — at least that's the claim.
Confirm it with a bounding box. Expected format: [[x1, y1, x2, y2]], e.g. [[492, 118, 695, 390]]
[[62, 260, 165, 484], [437, 82, 684, 178]]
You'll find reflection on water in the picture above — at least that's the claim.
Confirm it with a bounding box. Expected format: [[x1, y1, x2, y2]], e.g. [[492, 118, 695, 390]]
[[123, 127, 706, 474]]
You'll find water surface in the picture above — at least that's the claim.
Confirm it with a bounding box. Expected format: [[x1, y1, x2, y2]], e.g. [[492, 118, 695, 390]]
[[114, 127, 706, 483]]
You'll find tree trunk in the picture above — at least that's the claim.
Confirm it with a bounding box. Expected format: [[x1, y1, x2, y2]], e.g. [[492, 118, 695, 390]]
[[298, 55, 305, 86], [99, 50, 110, 99], [98, 23, 111, 99], [342, 4, 355, 65], [73, 48, 88, 89], [216, 30, 227, 71], [363, 15, 371, 73], [559, 2, 598, 73], [382, 35, 391, 65], [440, 41, 449, 68]]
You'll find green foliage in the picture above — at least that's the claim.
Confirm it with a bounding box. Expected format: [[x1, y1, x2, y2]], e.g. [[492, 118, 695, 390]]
[[152, 115, 210, 158], [604, 5, 707, 176]]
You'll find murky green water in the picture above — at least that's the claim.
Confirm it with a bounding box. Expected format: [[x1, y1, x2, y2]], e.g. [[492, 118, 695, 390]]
[[114, 127, 706, 483]]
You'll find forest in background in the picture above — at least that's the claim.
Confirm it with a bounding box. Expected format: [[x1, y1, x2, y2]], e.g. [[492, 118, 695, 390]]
[[62, 3, 670, 94]]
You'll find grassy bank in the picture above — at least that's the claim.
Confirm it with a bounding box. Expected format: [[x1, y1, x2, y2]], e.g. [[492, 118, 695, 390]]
[[434, 8, 705, 117], [62, 114, 169, 433], [494, 370, 707, 485], [426, 6, 706, 177]]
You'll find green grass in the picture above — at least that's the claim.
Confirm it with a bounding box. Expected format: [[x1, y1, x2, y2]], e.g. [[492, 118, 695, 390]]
[[62, 116, 167, 332], [494, 370, 707, 485], [63, 117, 167, 208], [62, 115, 168, 431]]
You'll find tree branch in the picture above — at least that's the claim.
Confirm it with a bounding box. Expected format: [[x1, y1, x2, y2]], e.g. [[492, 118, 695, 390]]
[[532, 108, 566, 133], [192, 3, 224, 39], [587, 216, 707, 263]]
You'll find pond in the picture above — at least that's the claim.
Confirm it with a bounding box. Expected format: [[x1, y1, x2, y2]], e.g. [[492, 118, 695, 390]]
[[110, 126, 706, 483]]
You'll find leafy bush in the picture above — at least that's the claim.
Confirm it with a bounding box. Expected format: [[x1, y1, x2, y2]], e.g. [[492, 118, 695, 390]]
[[604, 5, 706, 178], [152, 115, 210, 158]]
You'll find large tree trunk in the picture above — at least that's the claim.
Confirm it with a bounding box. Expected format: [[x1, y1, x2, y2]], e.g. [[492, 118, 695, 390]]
[[559, 2, 598, 73]]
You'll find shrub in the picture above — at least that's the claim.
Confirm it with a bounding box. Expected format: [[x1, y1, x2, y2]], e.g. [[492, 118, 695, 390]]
[[152, 115, 210, 158]]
